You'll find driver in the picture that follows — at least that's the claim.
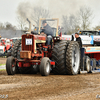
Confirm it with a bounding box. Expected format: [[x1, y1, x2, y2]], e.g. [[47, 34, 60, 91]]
[[41, 20, 53, 45]]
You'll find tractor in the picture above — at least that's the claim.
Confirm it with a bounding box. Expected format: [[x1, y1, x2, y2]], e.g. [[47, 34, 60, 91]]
[[78, 30, 100, 46], [6, 18, 80, 76], [0, 38, 12, 57]]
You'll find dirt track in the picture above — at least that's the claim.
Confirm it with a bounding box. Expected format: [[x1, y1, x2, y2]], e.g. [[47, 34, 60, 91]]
[[0, 58, 7, 64], [0, 58, 100, 100]]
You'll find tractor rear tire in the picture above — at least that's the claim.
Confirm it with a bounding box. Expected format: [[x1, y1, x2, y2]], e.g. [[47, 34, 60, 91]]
[[6, 56, 16, 75], [85, 56, 91, 73], [40, 57, 51, 76], [52, 40, 70, 75], [7, 52, 11, 58], [11, 40, 21, 58], [66, 41, 80, 75], [11, 40, 21, 74]]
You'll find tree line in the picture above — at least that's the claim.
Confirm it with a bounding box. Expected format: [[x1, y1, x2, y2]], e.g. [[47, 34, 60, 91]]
[[0, 2, 100, 35]]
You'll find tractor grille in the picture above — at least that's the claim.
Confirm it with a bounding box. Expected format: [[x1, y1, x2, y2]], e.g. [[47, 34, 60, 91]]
[[22, 34, 34, 53]]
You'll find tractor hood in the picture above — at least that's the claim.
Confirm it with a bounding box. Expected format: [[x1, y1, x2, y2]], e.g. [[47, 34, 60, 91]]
[[22, 34, 46, 53], [34, 35, 46, 41]]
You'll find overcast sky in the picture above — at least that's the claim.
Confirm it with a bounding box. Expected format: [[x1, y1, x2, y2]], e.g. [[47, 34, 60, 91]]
[[0, 0, 100, 28]]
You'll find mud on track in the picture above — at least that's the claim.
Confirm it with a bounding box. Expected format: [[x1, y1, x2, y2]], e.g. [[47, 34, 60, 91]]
[[0, 58, 100, 100], [0, 70, 100, 100]]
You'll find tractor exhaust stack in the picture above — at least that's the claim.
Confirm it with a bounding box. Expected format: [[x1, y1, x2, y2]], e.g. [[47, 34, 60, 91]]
[[27, 18, 31, 34]]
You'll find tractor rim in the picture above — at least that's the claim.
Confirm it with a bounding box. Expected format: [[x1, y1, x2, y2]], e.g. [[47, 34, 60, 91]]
[[72, 45, 80, 73], [86, 58, 90, 72], [12, 60, 15, 72], [46, 61, 50, 73]]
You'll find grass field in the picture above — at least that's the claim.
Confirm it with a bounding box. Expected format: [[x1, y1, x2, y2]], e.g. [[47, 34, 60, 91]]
[[0, 69, 6, 71], [0, 64, 5, 66]]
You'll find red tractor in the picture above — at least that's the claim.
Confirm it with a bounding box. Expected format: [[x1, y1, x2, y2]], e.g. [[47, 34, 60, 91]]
[[6, 18, 80, 76], [0, 38, 12, 57]]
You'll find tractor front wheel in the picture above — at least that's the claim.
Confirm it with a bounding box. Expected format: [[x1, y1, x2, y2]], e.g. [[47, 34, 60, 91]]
[[40, 57, 51, 76], [6, 56, 16, 75]]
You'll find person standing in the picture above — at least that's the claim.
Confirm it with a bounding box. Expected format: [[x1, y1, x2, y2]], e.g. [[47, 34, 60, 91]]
[[75, 33, 83, 71], [75, 33, 82, 48]]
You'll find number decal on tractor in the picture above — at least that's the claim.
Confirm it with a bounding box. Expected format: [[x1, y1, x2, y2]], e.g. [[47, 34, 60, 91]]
[[26, 39, 32, 45]]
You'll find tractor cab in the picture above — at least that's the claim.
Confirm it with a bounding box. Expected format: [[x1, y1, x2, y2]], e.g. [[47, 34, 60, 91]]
[[38, 18, 60, 36], [25, 18, 61, 43], [33, 27, 61, 36], [38, 18, 62, 45], [24, 18, 61, 51]]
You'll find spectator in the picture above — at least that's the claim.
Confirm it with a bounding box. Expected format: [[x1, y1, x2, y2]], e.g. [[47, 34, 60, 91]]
[[75, 33, 82, 48]]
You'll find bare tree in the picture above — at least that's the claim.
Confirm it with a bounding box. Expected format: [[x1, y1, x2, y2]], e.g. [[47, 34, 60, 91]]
[[0, 22, 5, 30], [69, 15, 80, 33], [4, 22, 16, 30], [62, 15, 80, 35], [0, 22, 16, 30], [62, 15, 69, 34], [31, 6, 51, 26], [79, 6, 93, 30], [17, 15, 27, 30], [93, 25, 100, 31]]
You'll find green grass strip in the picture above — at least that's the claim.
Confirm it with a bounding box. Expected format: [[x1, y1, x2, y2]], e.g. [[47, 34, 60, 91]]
[[0, 69, 6, 71], [0, 64, 5, 66]]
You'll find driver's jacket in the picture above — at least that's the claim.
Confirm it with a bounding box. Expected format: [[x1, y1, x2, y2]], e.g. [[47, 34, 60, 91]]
[[42, 24, 53, 36]]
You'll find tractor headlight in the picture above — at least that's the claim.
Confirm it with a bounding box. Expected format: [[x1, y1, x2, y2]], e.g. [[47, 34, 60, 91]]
[[57, 37, 59, 39], [43, 48, 47, 51], [54, 37, 56, 40], [45, 48, 47, 51]]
